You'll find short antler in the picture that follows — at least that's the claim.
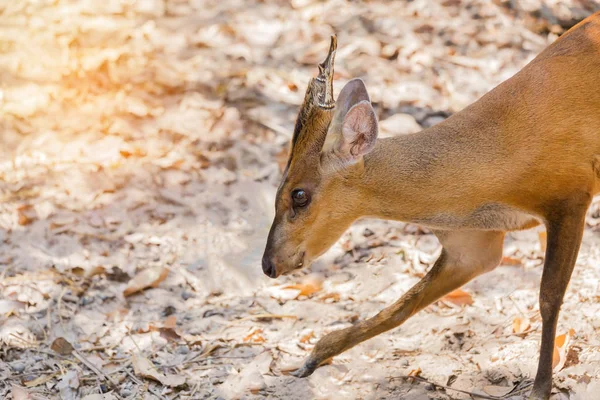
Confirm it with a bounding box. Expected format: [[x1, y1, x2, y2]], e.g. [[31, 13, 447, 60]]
[[316, 35, 337, 109]]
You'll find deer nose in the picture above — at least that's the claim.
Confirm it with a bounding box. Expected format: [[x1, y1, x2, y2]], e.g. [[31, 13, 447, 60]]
[[262, 255, 277, 278]]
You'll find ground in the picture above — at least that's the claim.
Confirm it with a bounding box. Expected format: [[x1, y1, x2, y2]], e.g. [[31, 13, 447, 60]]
[[1, 0, 600, 399]]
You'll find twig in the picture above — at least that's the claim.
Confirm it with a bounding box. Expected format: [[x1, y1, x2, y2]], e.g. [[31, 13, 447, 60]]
[[57, 287, 68, 329], [72, 351, 120, 389], [50, 337, 121, 398], [125, 369, 168, 400], [181, 343, 222, 366], [8, 332, 37, 347], [189, 383, 200, 398], [234, 313, 298, 323], [47, 306, 52, 336]]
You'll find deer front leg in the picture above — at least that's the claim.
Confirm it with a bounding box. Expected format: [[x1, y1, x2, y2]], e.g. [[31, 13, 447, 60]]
[[529, 201, 588, 400], [292, 230, 505, 378]]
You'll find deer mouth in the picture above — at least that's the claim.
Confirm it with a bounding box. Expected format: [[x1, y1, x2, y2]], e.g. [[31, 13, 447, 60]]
[[283, 251, 306, 275]]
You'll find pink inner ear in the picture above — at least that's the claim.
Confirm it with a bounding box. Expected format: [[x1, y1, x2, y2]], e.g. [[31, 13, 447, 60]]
[[341, 101, 378, 159]]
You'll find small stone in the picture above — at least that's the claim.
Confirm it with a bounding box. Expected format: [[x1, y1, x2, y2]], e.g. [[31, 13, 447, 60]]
[[162, 305, 177, 317], [81, 296, 95, 306], [10, 361, 26, 373], [421, 114, 447, 128], [379, 113, 422, 138]]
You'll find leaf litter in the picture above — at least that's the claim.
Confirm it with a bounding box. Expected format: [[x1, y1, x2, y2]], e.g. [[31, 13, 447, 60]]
[[1, 0, 600, 399]]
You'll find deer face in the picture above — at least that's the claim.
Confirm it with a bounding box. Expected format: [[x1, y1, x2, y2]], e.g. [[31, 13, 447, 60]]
[[262, 36, 379, 278]]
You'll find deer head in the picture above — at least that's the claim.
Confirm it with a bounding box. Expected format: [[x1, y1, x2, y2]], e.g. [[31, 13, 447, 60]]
[[262, 35, 380, 278]]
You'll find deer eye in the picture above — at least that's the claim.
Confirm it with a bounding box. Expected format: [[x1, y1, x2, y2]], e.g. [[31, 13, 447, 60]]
[[291, 189, 309, 208]]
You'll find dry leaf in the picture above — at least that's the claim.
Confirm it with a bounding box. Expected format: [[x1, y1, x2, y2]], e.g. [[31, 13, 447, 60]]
[[512, 316, 531, 334], [319, 292, 340, 302], [243, 328, 266, 343], [483, 385, 514, 397], [24, 373, 59, 388], [407, 367, 422, 383], [299, 331, 314, 343], [123, 266, 169, 297], [159, 316, 181, 341], [11, 385, 33, 400], [132, 353, 186, 387], [501, 256, 522, 266], [0, 300, 26, 316], [552, 328, 576, 372], [51, 337, 75, 355], [81, 394, 118, 400], [442, 289, 474, 306], [16, 205, 36, 226], [57, 370, 80, 400], [283, 275, 322, 298], [163, 315, 177, 329]]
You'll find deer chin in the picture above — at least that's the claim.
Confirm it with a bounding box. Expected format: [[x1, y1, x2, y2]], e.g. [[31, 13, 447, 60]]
[[281, 251, 307, 276]]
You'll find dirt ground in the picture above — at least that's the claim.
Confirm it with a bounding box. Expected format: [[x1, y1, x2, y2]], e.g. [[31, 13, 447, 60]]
[[1, 0, 600, 399]]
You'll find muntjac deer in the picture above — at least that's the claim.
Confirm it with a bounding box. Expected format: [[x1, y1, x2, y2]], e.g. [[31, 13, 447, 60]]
[[262, 13, 600, 399]]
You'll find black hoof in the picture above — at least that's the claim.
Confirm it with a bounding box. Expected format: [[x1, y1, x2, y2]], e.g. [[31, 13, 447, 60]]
[[290, 359, 319, 378]]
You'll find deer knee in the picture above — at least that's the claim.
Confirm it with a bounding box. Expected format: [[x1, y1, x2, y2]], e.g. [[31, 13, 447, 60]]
[[539, 294, 562, 322]]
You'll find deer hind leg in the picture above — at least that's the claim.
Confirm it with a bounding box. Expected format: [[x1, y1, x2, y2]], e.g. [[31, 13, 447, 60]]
[[529, 198, 589, 400], [292, 229, 505, 378]]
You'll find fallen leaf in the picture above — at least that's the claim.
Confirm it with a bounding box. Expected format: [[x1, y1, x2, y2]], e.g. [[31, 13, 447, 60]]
[[501, 256, 522, 266], [442, 289, 474, 306], [552, 329, 575, 372], [283, 275, 322, 298], [0, 300, 26, 316], [57, 370, 80, 400], [512, 316, 531, 334], [565, 345, 581, 369], [407, 367, 421, 383], [243, 328, 266, 343], [160, 327, 181, 341], [284, 282, 321, 297], [51, 337, 75, 355], [218, 352, 272, 399], [163, 315, 177, 329], [24, 372, 60, 388], [299, 331, 314, 343], [483, 385, 514, 397], [16, 205, 36, 226], [11, 385, 33, 400], [132, 353, 186, 387], [81, 394, 118, 400], [319, 292, 340, 302], [123, 266, 169, 297], [119, 146, 146, 158]]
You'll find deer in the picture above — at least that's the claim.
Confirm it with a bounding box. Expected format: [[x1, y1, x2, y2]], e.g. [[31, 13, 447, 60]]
[[262, 13, 600, 400]]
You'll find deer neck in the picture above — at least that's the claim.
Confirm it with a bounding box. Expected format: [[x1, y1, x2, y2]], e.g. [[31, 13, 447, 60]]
[[359, 112, 494, 225]]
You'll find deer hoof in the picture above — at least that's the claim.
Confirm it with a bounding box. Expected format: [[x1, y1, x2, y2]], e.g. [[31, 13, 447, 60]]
[[290, 359, 318, 378]]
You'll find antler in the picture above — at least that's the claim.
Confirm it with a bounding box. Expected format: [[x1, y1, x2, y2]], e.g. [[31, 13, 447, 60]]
[[316, 35, 337, 109]]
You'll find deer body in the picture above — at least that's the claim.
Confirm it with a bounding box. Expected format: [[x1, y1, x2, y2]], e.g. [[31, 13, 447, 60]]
[[263, 14, 600, 400]]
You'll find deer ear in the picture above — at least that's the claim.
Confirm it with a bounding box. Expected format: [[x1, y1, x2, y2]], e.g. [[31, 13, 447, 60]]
[[322, 78, 378, 162], [338, 100, 378, 161]]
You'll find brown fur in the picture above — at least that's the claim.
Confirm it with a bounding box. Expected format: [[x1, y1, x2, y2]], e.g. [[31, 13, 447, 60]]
[[262, 14, 600, 400]]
